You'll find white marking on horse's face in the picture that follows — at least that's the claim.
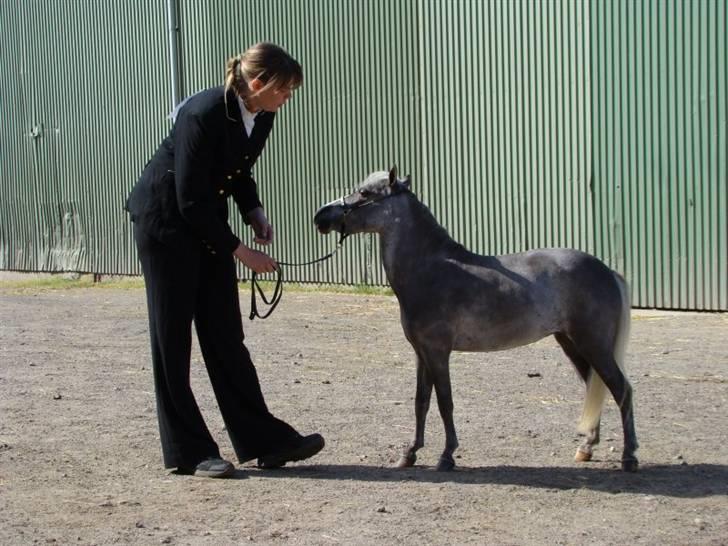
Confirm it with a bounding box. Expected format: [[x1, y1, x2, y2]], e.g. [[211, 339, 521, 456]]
[[313, 197, 346, 234], [320, 196, 345, 209], [316, 169, 411, 235]]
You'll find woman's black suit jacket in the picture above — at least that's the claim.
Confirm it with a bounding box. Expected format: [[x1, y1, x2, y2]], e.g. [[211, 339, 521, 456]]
[[125, 87, 299, 468], [126, 86, 275, 253]]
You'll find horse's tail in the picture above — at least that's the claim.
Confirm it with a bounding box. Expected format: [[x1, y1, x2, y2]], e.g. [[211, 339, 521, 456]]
[[578, 271, 631, 434]]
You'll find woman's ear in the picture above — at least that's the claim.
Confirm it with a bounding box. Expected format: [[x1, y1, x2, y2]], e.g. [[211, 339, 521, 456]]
[[249, 78, 265, 93]]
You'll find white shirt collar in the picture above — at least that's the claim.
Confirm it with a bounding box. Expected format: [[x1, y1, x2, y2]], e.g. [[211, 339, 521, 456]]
[[236, 95, 258, 137]]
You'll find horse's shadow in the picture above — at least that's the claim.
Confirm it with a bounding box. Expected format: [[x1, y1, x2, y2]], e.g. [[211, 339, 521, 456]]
[[246, 463, 728, 498]]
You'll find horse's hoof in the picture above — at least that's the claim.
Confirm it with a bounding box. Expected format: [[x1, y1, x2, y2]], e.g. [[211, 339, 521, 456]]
[[396, 454, 416, 468], [435, 457, 455, 472], [574, 448, 593, 462], [621, 458, 639, 472]]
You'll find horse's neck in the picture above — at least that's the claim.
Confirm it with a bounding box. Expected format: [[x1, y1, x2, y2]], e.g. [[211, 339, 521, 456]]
[[380, 196, 461, 292]]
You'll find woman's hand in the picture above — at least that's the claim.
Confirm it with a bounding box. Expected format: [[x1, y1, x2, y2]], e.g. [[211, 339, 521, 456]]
[[233, 243, 277, 274], [246, 206, 274, 245]]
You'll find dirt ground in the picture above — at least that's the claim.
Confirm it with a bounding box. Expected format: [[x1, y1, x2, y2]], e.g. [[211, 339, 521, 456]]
[[1, 279, 727, 545]]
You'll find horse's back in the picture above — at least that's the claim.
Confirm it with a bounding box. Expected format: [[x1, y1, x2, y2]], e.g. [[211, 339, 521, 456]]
[[405, 247, 623, 352], [501, 248, 625, 337], [500, 247, 603, 271], [497, 248, 616, 287]]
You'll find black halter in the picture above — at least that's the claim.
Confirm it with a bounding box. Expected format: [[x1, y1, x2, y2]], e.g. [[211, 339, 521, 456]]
[[248, 231, 348, 320], [249, 184, 407, 320], [340, 184, 408, 223]]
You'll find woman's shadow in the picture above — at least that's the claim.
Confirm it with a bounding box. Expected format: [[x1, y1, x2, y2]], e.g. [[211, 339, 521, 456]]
[[243, 462, 728, 498]]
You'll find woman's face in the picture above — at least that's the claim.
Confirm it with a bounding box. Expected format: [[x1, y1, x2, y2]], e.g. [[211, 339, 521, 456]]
[[249, 80, 294, 112]]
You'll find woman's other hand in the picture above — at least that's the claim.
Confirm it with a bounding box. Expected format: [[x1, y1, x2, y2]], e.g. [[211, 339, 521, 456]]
[[247, 206, 274, 245], [234, 243, 277, 273]]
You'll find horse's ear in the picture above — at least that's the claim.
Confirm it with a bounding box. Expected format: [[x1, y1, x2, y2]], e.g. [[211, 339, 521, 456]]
[[403, 174, 412, 190], [388, 166, 398, 186]]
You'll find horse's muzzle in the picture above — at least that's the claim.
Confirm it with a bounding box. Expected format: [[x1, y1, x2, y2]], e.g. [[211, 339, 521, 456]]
[[313, 200, 345, 234]]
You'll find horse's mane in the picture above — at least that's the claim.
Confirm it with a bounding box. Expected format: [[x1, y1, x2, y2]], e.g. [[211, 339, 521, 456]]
[[406, 192, 469, 256]]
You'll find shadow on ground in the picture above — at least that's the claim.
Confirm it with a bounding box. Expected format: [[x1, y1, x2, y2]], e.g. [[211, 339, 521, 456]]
[[246, 463, 728, 498]]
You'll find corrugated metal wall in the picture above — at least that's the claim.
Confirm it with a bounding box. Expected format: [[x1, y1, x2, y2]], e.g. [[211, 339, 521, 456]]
[[0, 0, 170, 274], [591, 0, 727, 310], [1, 0, 726, 310], [417, 0, 726, 311], [176, 0, 421, 286], [419, 0, 595, 256]]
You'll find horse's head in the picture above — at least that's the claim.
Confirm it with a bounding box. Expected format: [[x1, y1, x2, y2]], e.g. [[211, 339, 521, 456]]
[[314, 166, 411, 235]]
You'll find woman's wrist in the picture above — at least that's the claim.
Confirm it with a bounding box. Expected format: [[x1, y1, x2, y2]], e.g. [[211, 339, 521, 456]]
[[233, 241, 277, 273], [234, 242, 250, 258]]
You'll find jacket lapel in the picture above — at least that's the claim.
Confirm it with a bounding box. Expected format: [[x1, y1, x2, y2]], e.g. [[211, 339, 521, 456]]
[[224, 89, 248, 154], [223, 88, 276, 161]]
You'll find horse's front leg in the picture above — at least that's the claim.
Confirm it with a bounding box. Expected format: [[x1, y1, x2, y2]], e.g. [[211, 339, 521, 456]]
[[428, 351, 458, 471], [397, 353, 432, 468]]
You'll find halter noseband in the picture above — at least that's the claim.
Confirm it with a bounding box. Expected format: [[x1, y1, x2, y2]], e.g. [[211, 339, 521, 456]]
[[250, 184, 407, 320], [341, 184, 407, 214]]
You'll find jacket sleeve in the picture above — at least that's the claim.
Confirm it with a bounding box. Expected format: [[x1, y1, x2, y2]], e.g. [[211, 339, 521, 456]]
[[173, 111, 241, 254], [232, 173, 263, 222]]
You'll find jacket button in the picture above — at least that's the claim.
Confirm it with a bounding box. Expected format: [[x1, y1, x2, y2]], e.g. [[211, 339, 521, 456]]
[[236, 169, 241, 174], [210, 250, 216, 255], [227, 175, 232, 180], [218, 189, 224, 195], [244, 155, 249, 160]]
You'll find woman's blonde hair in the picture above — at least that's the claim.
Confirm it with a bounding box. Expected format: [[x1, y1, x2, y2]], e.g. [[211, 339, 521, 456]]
[[225, 42, 303, 99]]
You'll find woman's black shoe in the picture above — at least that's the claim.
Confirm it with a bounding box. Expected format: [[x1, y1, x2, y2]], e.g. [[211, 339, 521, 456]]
[[257, 433, 325, 469], [177, 457, 235, 478]]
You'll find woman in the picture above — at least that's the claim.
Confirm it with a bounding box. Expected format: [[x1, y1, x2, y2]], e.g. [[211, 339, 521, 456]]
[[126, 42, 324, 478]]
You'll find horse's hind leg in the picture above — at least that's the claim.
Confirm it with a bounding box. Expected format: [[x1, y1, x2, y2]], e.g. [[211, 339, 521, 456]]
[[607, 368, 638, 472], [555, 333, 600, 462], [573, 340, 639, 472], [397, 352, 433, 468]]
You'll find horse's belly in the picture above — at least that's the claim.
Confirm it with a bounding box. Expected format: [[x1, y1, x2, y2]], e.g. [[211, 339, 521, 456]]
[[452, 319, 553, 352]]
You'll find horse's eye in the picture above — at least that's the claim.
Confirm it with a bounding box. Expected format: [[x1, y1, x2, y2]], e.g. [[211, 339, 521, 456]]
[[359, 190, 370, 198]]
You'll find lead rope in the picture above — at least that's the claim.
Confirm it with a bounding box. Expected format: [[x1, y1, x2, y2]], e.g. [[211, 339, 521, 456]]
[[248, 232, 348, 320]]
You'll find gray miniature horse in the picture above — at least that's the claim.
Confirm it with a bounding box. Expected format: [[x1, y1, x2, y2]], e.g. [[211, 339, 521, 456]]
[[314, 167, 638, 472]]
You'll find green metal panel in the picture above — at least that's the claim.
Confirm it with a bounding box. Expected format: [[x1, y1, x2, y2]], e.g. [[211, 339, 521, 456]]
[[1, 0, 726, 310], [175, 0, 421, 286], [591, 0, 727, 310], [0, 0, 169, 275], [0, 0, 34, 271], [418, 0, 594, 260]]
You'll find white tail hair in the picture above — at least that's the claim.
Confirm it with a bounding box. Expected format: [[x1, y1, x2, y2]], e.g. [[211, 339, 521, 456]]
[[578, 272, 631, 434]]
